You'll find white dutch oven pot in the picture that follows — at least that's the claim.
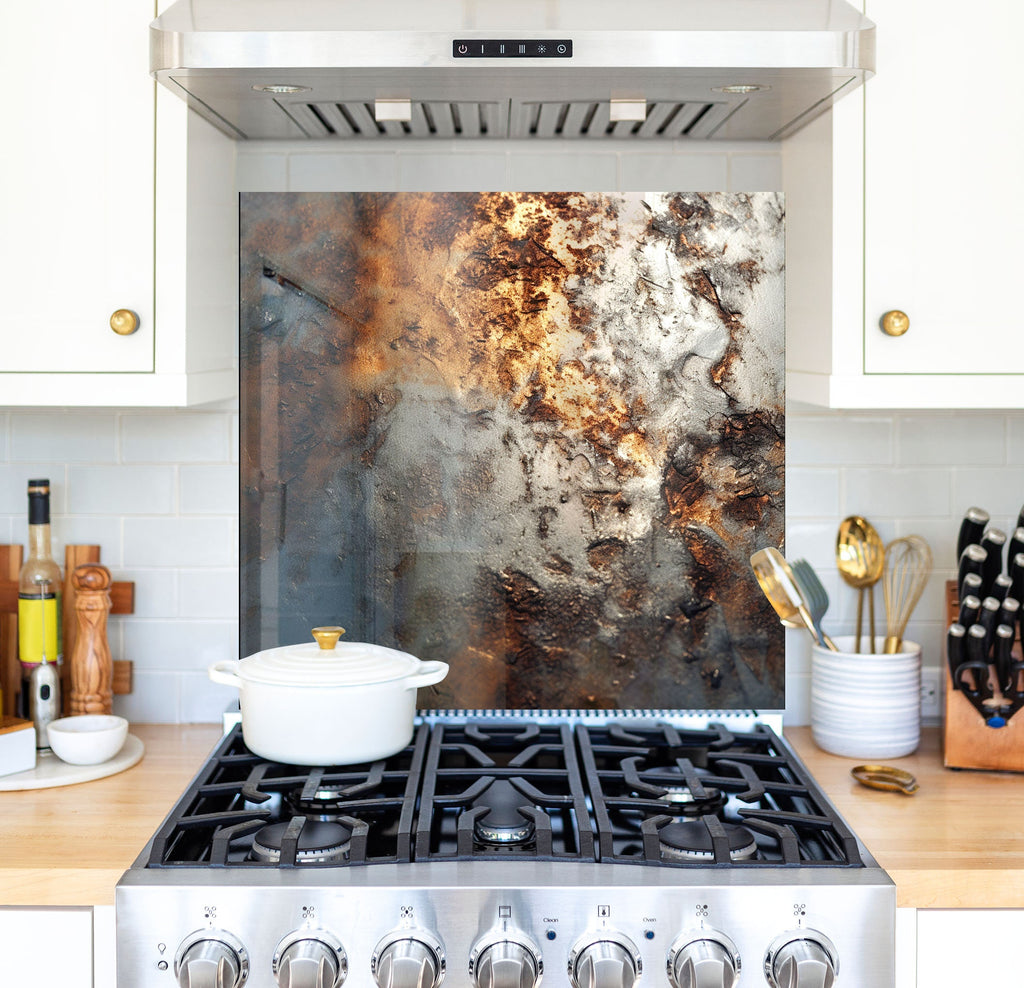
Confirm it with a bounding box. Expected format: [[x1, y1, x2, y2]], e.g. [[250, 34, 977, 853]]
[[209, 626, 449, 765]]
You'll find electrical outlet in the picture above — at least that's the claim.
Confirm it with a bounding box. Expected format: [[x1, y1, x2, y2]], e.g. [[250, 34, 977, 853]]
[[920, 667, 942, 720]]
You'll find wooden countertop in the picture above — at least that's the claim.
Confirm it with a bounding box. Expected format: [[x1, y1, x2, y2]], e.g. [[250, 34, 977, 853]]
[[1, 725, 1020, 909], [786, 726, 1024, 909], [0, 724, 221, 907]]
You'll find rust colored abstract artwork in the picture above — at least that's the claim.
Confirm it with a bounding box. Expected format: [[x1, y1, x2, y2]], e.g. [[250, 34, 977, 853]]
[[240, 191, 785, 711]]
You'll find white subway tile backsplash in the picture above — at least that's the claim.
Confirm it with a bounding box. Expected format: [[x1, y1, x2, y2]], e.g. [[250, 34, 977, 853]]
[[787, 415, 893, 466], [68, 465, 176, 515], [50, 517, 123, 567], [122, 618, 238, 671], [180, 671, 240, 723], [1008, 416, 1024, 465], [619, 153, 728, 192], [124, 518, 235, 567], [843, 467, 951, 518], [117, 568, 179, 619], [181, 465, 239, 515], [288, 153, 399, 191], [781, 521, 840, 569], [179, 569, 239, 619], [399, 153, 508, 190], [0, 464, 67, 514], [113, 671, 181, 724], [784, 468, 840, 517], [121, 412, 230, 463], [950, 467, 1024, 522], [899, 414, 1006, 465], [10, 412, 117, 462]]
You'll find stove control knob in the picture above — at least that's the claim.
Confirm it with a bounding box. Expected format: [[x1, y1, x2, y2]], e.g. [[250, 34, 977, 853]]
[[668, 932, 740, 988], [175, 930, 249, 988], [568, 934, 642, 988], [764, 931, 838, 988], [274, 931, 347, 988], [372, 931, 446, 988], [470, 934, 543, 988]]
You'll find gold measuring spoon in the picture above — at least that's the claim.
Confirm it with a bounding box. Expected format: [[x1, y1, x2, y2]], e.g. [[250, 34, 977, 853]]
[[836, 516, 886, 653], [750, 547, 838, 651]]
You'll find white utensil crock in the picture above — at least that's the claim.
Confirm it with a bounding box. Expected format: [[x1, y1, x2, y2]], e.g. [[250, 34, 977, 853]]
[[209, 629, 448, 765]]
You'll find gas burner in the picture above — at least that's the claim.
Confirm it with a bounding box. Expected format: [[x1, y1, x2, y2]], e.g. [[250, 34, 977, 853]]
[[471, 780, 536, 845], [285, 785, 353, 820], [657, 821, 758, 863], [656, 785, 727, 818], [250, 820, 352, 864]]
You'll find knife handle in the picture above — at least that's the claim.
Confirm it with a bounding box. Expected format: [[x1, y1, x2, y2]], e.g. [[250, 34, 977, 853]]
[[1017, 504, 1024, 534], [1011, 552, 1024, 605], [958, 544, 988, 599], [958, 593, 982, 629], [1008, 527, 1024, 569], [978, 596, 1002, 647], [998, 596, 1020, 632], [980, 528, 1008, 587], [965, 623, 993, 697], [960, 572, 984, 603], [946, 623, 966, 689], [957, 506, 990, 562], [989, 573, 1014, 603], [994, 624, 1016, 695]]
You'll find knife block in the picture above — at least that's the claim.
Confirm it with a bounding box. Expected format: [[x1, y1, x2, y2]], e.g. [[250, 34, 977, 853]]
[[943, 580, 1024, 772]]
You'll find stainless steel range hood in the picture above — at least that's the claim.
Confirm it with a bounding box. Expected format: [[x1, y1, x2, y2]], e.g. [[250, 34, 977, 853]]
[[151, 0, 874, 142]]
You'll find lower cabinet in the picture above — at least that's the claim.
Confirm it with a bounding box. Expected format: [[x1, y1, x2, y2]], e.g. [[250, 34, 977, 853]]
[[0, 906, 95, 987], [916, 910, 1020, 985]]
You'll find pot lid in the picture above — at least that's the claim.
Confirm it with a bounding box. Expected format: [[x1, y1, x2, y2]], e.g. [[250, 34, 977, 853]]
[[238, 627, 425, 687]]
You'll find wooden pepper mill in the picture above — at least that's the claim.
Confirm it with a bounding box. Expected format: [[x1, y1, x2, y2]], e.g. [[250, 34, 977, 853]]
[[69, 563, 113, 715]]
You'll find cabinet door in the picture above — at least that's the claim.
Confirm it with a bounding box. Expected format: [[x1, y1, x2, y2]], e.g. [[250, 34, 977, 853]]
[[0, 0, 154, 374], [863, 0, 1024, 375], [0, 907, 94, 987]]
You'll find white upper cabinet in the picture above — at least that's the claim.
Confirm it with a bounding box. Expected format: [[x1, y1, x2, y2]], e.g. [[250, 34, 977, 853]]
[[0, 0, 236, 407], [784, 0, 1024, 408]]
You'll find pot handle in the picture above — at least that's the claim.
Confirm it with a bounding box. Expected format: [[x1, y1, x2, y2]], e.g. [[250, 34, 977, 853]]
[[405, 660, 450, 691], [209, 660, 243, 689]]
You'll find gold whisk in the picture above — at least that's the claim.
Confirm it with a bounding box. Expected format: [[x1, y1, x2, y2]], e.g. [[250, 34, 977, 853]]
[[882, 535, 933, 654]]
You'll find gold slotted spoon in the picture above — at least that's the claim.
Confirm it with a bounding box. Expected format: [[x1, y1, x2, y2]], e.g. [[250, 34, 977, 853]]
[[836, 516, 885, 653]]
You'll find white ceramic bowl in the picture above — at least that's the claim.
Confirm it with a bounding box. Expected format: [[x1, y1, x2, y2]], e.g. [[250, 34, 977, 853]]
[[47, 715, 128, 765]]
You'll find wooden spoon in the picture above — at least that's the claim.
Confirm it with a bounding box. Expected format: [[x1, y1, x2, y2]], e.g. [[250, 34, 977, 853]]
[[836, 516, 886, 653]]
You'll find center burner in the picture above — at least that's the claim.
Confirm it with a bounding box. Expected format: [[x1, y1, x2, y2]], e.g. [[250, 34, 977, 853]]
[[251, 820, 352, 864], [141, 719, 864, 870]]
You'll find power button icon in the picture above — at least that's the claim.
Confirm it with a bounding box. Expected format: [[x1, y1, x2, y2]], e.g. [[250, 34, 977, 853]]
[[458, 44, 468, 54]]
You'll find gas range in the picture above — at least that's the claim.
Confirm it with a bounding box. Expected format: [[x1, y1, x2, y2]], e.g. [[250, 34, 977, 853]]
[[115, 715, 895, 987]]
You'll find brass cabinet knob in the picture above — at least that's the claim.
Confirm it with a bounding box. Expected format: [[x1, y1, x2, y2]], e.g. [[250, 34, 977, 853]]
[[109, 308, 140, 336], [880, 310, 910, 337]]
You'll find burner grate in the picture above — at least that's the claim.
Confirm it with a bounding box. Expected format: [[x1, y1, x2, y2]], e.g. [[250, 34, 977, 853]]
[[143, 719, 864, 870]]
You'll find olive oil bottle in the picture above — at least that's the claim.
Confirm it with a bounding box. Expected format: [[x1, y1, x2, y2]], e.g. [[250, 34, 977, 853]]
[[18, 479, 62, 723]]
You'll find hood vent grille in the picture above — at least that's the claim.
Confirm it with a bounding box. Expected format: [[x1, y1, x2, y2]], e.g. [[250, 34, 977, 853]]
[[283, 100, 503, 139], [279, 98, 735, 140]]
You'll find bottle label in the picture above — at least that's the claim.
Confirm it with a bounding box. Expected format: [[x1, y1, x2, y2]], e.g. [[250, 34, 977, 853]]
[[18, 594, 62, 667]]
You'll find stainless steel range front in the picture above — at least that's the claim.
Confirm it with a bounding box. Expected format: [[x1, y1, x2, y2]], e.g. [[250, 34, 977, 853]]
[[116, 716, 894, 987]]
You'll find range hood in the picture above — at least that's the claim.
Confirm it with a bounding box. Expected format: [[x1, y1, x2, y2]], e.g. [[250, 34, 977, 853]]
[[151, 0, 874, 142]]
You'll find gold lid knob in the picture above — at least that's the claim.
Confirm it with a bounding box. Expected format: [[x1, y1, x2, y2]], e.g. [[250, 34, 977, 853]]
[[311, 626, 345, 650], [110, 309, 140, 336], [880, 310, 910, 337]]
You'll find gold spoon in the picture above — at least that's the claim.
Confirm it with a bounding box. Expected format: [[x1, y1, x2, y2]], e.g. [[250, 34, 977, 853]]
[[750, 547, 838, 650], [836, 516, 886, 653]]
